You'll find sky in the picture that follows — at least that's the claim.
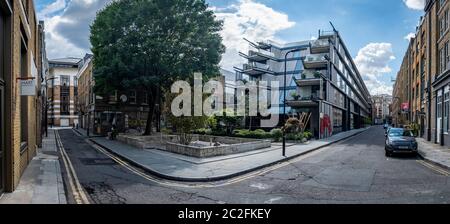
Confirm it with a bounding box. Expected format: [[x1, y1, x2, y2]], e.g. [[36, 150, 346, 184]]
[[34, 0, 426, 95]]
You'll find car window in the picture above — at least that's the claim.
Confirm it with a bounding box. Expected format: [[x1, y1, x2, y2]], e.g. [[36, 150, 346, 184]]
[[389, 130, 413, 137]]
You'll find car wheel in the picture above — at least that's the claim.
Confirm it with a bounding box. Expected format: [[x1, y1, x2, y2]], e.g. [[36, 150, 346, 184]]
[[385, 150, 391, 157]]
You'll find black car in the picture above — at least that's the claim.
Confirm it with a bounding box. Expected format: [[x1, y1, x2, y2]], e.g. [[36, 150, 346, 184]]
[[385, 128, 418, 157]]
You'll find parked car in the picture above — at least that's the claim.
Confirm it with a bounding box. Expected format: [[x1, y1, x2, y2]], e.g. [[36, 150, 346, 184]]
[[385, 128, 418, 157], [383, 124, 389, 129]]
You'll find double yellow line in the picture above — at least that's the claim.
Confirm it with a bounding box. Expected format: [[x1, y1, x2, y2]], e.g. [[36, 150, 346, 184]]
[[417, 160, 450, 176], [55, 130, 90, 204], [86, 135, 329, 189]]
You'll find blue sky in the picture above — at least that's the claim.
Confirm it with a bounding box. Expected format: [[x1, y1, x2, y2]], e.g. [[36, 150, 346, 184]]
[[35, 0, 426, 95]]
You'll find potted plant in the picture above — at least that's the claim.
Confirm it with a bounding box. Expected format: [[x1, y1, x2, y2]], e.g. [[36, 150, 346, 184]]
[[290, 92, 300, 100], [301, 73, 307, 79], [314, 71, 322, 78]]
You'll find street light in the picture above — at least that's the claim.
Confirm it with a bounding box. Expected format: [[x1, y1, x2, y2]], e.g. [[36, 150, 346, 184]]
[[283, 49, 302, 157]]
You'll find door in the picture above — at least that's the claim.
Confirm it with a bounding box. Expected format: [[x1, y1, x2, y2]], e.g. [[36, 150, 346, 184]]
[[1, 8, 6, 193], [437, 91, 443, 144], [60, 119, 69, 127], [0, 85, 4, 193]]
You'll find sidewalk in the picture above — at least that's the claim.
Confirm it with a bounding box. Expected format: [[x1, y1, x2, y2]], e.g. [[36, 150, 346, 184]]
[[0, 130, 66, 204], [417, 138, 450, 170], [88, 127, 370, 182]]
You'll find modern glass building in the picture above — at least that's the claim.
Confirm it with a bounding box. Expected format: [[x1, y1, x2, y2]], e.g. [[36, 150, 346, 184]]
[[234, 28, 372, 139]]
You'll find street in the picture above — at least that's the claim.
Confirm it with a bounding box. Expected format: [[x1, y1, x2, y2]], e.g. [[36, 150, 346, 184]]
[[57, 126, 450, 204]]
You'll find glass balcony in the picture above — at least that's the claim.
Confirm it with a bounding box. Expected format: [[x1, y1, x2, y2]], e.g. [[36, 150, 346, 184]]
[[319, 30, 336, 39], [303, 54, 328, 69], [295, 70, 325, 87], [247, 48, 276, 62], [240, 62, 274, 76], [310, 39, 330, 54]]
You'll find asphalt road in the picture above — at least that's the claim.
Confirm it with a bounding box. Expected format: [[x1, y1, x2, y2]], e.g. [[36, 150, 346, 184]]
[[57, 126, 450, 204]]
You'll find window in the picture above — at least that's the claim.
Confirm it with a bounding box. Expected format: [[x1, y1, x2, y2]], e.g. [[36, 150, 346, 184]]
[[142, 92, 148, 105], [20, 32, 28, 149], [129, 91, 137, 104], [61, 75, 69, 87], [445, 87, 450, 133]]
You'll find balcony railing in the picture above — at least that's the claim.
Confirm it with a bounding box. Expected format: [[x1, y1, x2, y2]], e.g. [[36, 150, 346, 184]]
[[310, 39, 330, 54], [303, 54, 328, 69], [246, 48, 276, 61], [319, 30, 336, 38], [239, 62, 274, 76]]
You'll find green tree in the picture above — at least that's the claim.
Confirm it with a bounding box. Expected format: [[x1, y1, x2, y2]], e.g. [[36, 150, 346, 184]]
[[90, 0, 225, 135]]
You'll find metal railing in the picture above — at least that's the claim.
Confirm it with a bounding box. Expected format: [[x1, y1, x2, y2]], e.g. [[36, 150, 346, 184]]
[[311, 39, 330, 48], [304, 54, 328, 63]]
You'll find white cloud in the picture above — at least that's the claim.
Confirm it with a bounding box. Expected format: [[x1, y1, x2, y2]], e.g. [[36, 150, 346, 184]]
[[40, 0, 295, 64], [404, 32, 415, 41], [403, 0, 425, 10], [354, 43, 396, 95], [38, 0, 67, 18], [38, 0, 111, 59], [213, 0, 296, 70]]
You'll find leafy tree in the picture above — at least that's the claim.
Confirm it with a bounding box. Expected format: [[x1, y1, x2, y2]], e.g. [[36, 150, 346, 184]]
[[90, 0, 225, 135], [165, 91, 208, 145]]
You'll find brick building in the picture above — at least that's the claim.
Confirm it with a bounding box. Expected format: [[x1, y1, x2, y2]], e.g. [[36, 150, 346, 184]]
[[47, 57, 81, 127], [77, 54, 151, 136], [1, 0, 43, 193]]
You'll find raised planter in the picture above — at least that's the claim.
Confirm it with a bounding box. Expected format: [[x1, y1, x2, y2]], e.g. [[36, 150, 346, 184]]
[[165, 136, 271, 158]]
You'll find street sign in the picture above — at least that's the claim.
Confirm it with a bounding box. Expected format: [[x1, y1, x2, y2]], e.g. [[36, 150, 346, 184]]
[[20, 79, 36, 96], [401, 102, 409, 111]]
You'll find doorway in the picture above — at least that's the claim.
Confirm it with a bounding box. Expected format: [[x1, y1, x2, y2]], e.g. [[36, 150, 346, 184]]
[[0, 6, 6, 194], [0, 85, 4, 193]]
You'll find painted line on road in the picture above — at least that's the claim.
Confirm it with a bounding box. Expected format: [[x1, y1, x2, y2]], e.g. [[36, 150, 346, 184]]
[[55, 130, 91, 204], [87, 136, 332, 188], [416, 160, 450, 176], [84, 128, 369, 189]]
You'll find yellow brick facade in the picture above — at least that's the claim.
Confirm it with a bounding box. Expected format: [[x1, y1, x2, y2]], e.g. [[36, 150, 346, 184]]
[[1, 0, 41, 192]]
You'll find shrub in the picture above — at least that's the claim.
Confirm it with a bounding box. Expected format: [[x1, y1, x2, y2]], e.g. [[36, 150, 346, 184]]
[[271, 129, 283, 142], [233, 129, 272, 139], [304, 131, 313, 140], [286, 132, 304, 142], [193, 128, 209, 135]]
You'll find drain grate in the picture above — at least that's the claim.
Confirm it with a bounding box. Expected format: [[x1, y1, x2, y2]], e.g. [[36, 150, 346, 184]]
[[79, 158, 117, 166]]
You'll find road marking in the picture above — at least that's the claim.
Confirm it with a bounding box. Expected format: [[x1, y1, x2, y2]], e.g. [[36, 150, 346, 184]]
[[417, 160, 450, 176], [55, 130, 91, 204], [84, 129, 366, 188], [87, 138, 331, 189]]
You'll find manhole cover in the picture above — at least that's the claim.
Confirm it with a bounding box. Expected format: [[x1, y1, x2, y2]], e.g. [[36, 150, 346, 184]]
[[79, 158, 117, 166]]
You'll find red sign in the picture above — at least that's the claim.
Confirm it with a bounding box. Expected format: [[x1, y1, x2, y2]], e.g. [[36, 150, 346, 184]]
[[401, 102, 409, 111]]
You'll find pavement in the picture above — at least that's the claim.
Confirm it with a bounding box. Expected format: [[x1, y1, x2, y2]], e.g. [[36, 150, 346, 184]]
[[0, 130, 67, 204], [417, 138, 450, 170], [87, 127, 370, 182]]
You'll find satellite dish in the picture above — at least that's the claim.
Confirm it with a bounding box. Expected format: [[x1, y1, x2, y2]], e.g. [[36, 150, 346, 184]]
[[120, 94, 128, 102]]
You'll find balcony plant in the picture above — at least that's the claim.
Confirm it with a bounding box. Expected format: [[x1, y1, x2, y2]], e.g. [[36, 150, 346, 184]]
[[290, 92, 300, 100], [301, 73, 307, 79], [314, 71, 322, 78]]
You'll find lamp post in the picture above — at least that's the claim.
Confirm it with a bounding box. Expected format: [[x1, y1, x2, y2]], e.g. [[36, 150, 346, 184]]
[[283, 49, 302, 157]]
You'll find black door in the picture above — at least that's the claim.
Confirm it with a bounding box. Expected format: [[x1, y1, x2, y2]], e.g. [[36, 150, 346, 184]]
[[0, 8, 5, 193], [0, 85, 4, 193]]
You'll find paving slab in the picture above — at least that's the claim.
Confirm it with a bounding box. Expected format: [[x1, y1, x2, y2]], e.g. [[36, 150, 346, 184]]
[[0, 130, 67, 204], [417, 138, 450, 170]]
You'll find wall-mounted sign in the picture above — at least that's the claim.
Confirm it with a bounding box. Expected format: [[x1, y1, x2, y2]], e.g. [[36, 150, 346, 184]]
[[401, 102, 409, 111], [20, 79, 36, 96]]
